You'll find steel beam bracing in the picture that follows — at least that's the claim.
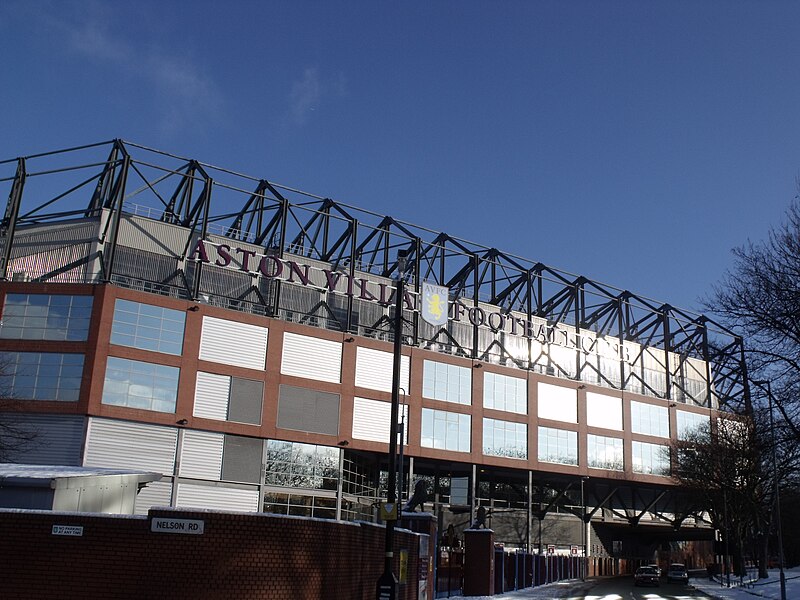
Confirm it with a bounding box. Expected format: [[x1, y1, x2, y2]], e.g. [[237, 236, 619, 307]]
[[0, 139, 747, 412]]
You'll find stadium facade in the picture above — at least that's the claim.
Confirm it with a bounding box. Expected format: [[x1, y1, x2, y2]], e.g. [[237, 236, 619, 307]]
[[0, 140, 747, 560]]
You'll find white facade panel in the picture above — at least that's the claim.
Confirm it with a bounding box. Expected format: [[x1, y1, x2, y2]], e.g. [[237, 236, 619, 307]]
[[193, 372, 231, 420], [354, 347, 410, 393], [199, 316, 268, 370], [281, 332, 342, 383], [84, 418, 178, 473], [175, 482, 259, 512], [586, 392, 623, 431], [537, 383, 578, 423], [134, 480, 173, 515], [352, 397, 409, 444], [179, 430, 224, 480]]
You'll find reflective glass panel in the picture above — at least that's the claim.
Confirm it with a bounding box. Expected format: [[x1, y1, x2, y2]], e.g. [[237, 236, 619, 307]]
[[0, 294, 92, 341], [101, 356, 179, 413]]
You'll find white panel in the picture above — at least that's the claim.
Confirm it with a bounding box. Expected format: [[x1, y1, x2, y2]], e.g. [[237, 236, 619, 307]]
[[175, 482, 259, 512], [193, 372, 231, 420], [281, 332, 342, 383], [179, 430, 224, 480], [537, 383, 578, 423], [84, 418, 177, 473], [199, 316, 268, 370], [586, 392, 623, 431], [355, 347, 410, 393], [134, 480, 173, 514], [352, 397, 409, 443]]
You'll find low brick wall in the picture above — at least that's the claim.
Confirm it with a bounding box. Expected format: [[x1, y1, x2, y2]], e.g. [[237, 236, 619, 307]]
[[0, 508, 426, 600]]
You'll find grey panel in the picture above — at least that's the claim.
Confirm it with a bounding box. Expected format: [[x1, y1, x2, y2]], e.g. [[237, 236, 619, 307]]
[[228, 378, 263, 425], [221, 435, 263, 484], [0, 413, 85, 465], [277, 384, 340, 436]]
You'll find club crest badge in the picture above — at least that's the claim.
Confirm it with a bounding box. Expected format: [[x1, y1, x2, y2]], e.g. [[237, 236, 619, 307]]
[[421, 282, 449, 326]]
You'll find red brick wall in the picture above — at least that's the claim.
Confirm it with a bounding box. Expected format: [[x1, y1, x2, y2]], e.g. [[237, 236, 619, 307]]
[[0, 508, 425, 600]]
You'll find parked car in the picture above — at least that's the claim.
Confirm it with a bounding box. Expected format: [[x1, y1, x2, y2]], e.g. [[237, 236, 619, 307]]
[[634, 566, 661, 587], [647, 564, 663, 577], [666, 563, 689, 584]]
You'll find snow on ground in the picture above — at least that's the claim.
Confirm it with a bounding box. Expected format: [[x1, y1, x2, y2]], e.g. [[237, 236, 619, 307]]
[[444, 579, 595, 600], [692, 568, 800, 600], [444, 568, 800, 599]]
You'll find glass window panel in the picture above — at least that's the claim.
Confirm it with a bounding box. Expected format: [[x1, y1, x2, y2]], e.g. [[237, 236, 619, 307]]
[[677, 410, 710, 440], [421, 408, 470, 452], [422, 360, 471, 405], [0, 351, 84, 401], [0, 294, 92, 341], [587, 434, 624, 470], [631, 401, 670, 438], [483, 372, 527, 414], [101, 356, 179, 413], [632, 441, 670, 476], [538, 426, 578, 465], [110, 299, 186, 356], [483, 417, 527, 459]]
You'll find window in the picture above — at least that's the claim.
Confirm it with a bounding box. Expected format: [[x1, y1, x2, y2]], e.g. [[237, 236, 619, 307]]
[[111, 299, 186, 355], [0, 294, 92, 341], [587, 434, 624, 470], [483, 418, 527, 459], [677, 410, 710, 441], [631, 401, 669, 437], [538, 426, 578, 465], [421, 408, 470, 452], [422, 360, 471, 405], [483, 372, 527, 414], [537, 383, 577, 423], [263, 492, 338, 520], [632, 441, 670, 476], [102, 357, 180, 413], [0, 352, 84, 401], [264, 440, 340, 490]]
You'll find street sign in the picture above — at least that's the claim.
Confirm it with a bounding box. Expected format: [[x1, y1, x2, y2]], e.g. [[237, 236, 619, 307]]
[[52, 525, 83, 536], [379, 502, 398, 521], [151, 518, 205, 534]]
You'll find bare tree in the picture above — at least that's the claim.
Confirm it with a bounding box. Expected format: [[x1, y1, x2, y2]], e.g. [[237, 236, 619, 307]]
[[708, 198, 800, 443], [706, 196, 800, 568], [670, 417, 770, 578]]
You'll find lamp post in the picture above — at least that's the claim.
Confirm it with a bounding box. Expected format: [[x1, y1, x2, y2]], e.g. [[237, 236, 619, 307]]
[[580, 476, 588, 581], [377, 248, 408, 600], [752, 379, 786, 600]]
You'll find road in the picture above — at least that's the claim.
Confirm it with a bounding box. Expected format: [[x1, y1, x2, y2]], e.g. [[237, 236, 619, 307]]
[[577, 576, 720, 599]]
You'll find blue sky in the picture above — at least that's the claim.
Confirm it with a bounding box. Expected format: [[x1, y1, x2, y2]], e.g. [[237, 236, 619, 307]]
[[2, 1, 800, 314]]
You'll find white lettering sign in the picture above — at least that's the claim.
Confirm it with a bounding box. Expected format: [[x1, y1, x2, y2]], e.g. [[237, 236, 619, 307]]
[[151, 518, 205, 535], [189, 239, 636, 363], [52, 525, 83, 536]]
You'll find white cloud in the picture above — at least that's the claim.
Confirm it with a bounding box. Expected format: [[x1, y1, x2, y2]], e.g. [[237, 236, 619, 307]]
[[286, 67, 348, 126], [33, 1, 222, 135], [289, 67, 322, 125]]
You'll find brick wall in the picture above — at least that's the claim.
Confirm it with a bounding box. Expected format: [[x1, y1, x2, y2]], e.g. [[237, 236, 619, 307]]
[[0, 508, 425, 600]]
